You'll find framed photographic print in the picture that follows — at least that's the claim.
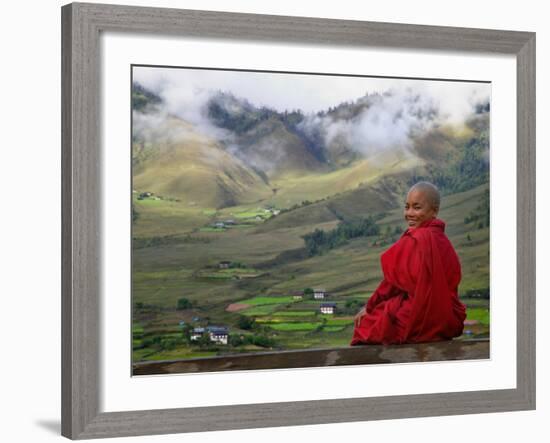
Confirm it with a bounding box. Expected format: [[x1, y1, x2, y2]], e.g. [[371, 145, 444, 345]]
[[61, 2, 535, 439], [130, 64, 492, 376]]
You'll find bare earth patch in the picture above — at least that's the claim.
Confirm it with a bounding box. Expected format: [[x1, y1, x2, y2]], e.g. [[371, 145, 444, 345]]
[[464, 319, 480, 326], [225, 303, 250, 312]]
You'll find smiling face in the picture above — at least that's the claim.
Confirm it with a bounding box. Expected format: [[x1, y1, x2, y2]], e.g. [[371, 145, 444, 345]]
[[404, 189, 439, 228]]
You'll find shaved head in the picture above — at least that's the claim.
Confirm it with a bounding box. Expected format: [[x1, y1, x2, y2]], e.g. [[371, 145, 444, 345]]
[[404, 181, 440, 228], [407, 181, 440, 210]]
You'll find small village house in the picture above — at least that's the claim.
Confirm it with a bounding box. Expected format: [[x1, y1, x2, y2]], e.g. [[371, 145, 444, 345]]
[[190, 326, 229, 344], [190, 327, 206, 341], [206, 326, 229, 344], [320, 302, 337, 314], [313, 288, 326, 299], [218, 261, 231, 269]]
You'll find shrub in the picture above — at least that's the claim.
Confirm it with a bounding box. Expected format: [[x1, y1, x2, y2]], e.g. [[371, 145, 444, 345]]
[[176, 297, 192, 310], [237, 316, 256, 330]]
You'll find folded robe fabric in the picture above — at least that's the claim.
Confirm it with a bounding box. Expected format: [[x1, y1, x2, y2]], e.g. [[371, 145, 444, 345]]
[[350, 218, 467, 346]]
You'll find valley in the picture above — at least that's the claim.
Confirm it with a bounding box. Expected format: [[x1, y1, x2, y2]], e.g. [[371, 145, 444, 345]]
[[131, 79, 490, 363]]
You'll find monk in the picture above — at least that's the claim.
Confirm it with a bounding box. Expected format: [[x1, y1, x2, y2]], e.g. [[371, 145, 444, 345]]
[[350, 181, 467, 346]]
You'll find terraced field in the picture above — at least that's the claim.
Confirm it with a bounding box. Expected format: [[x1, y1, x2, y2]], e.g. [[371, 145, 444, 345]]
[[132, 180, 490, 363]]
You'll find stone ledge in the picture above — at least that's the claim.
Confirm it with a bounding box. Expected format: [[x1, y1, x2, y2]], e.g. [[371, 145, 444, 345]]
[[132, 338, 489, 376]]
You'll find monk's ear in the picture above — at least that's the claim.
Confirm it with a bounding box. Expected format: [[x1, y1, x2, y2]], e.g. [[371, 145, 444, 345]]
[[433, 205, 440, 216]]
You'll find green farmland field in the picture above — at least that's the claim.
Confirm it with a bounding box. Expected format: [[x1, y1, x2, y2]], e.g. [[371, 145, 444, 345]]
[[132, 176, 491, 363]]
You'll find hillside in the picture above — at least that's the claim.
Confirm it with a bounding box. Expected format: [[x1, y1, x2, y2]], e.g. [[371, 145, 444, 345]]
[[132, 82, 489, 214], [132, 182, 490, 362], [130, 80, 491, 362], [229, 116, 329, 179], [133, 116, 272, 208]]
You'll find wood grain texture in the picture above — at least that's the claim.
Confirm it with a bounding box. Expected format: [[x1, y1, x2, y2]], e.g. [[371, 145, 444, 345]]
[[62, 3, 102, 438], [61, 4, 74, 438], [516, 34, 536, 409], [61, 2, 536, 439], [133, 339, 490, 375], [77, 387, 527, 440], [76, 2, 531, 53]]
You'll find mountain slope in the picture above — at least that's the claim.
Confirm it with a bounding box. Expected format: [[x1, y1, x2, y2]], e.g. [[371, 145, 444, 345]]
[[132, 82, 489, 213], [132, 116, 272, 208], [230, 115, 329, 179]]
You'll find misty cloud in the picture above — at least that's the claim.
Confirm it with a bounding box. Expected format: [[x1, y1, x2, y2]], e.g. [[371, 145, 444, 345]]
[[134, 66, 489, 116], [297, 89, 442, 157], [226, 139, 287, 175], [133, 66, 490, 162]]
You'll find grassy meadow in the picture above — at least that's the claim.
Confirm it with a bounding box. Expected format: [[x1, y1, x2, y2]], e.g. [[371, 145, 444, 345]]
[[130, 73, 491, 365], [132, 180, 490, 363]]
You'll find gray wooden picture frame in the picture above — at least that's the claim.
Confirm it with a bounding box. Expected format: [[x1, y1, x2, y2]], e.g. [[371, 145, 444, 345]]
[[61, 2, 536, 439]]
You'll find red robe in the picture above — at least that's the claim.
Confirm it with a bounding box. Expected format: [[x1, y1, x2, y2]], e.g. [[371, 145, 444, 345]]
[[350, 218, 466, 346]]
